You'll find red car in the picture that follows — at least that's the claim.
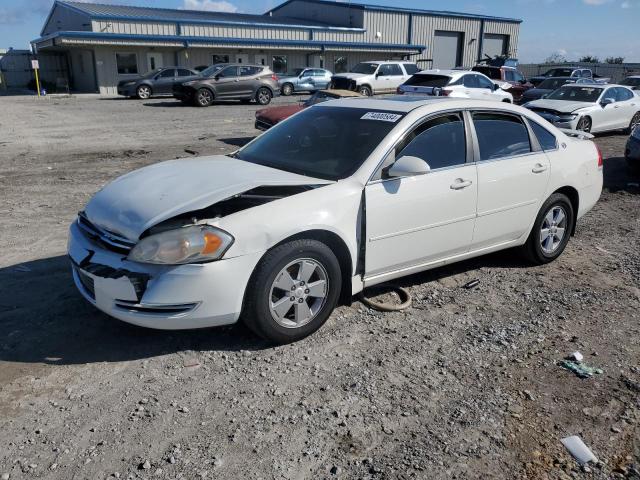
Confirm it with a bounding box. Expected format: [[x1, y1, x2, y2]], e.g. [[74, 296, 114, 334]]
[[255, 89, 361, 131], [472, 59, 533, 103]]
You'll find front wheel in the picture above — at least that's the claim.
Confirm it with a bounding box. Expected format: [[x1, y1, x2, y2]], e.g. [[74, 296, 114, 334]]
[[195, 88, 214, 107], [522, 193, 574, 265], [358, 85, 372, 97], [242, 239, 341, 344], [577, 116, 592, 133], [281, 83, 294, 96], [256, 87, 273, 105], [136, 85, 151, 100]]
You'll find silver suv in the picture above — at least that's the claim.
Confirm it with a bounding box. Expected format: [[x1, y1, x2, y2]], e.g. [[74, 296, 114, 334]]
[[330, 61, 420, 96]]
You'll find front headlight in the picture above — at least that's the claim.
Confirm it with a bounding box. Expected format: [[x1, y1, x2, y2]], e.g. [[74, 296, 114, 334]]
[[558, 114, 578, 121], [127, 225, 234, 265]]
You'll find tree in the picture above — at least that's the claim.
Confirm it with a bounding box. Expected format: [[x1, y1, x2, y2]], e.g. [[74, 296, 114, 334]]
[[578, 55, 600, 63], [544, 52, 567, 64], [605, 56, 624, 64]]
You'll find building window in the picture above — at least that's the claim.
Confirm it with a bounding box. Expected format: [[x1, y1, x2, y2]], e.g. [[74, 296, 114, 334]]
[[272, 55, 287, 74], [212, 54, 230, 65], [115, 53, 138, 75], [334, 56, 348, 74]]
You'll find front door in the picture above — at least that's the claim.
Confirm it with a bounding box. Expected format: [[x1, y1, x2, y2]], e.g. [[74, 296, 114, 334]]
[[147, 52, 163, 72], [471, 111, 550, 249], [365, 112, 477, 279], [154, 68, 176, 94], [213, 66, 240, 98]]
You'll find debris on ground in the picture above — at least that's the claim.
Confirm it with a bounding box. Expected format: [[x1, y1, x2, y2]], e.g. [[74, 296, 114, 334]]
[[560, 436, 598, 465], [559, 360, 603, 379], [462, 279, 480, 290], [567, 351, 584, 363]]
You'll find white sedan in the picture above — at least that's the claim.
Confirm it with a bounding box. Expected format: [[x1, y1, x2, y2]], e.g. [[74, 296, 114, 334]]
[[524, 84, 640, 134], [398, 70, 514, 103], [68, 98, 602, 343]]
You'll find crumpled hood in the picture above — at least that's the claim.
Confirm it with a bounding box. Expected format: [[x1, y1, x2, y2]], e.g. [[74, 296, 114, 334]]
[[256, 104, 304, 123], [332, 73, 367, 80], [525, 99, 592, 113], [84, 156, 330, 241]]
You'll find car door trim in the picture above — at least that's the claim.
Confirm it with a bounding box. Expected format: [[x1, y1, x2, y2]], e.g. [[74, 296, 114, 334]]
[[369, 212, 477, 242]]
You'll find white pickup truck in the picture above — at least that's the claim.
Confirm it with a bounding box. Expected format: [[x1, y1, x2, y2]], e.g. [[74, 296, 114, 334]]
[[330, 61, 420, 96]]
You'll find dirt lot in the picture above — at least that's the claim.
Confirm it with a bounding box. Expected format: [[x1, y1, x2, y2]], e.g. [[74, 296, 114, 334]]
[[0, 94, 639, 480]]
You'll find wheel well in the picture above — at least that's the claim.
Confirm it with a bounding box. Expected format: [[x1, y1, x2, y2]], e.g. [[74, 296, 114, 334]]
[[282, 82, 294, 89], [196, 86, 215, 98], [257, 86, 274, 96], [553, 186, 579, 235], [359, 84, 372, 92], [273, 230, 354, 305]]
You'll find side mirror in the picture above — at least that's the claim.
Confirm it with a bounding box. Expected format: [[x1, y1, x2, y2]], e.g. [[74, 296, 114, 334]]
[[214, 75, 221, 81], [600, 98, 614, 107], [387, 156, 431, 178], [493, 83, 500, 91]]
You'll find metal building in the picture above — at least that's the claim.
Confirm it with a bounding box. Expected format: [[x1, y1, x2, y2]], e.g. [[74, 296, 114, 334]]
[[31, 0, 521, 95]]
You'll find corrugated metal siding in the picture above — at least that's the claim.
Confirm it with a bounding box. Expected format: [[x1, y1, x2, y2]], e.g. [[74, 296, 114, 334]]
[[412, 15, 481, 68], [181, 24, 308, 40], [362, 10, 410, 45], [269, 1, 365, 28], [92, 20, 176, 36], [42, 4, 91, 36], [484, 20, 519, 57]]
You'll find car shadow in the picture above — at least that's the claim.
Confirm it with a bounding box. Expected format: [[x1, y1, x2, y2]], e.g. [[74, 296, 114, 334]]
[[218, 137, 256, 147], [0, 256, 269, 367], [603, 156, 639, 194]]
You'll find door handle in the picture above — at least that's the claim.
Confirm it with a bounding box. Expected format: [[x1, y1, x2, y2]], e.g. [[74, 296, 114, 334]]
[[450, 179, 473, 190], [532, 163, 548, 174]]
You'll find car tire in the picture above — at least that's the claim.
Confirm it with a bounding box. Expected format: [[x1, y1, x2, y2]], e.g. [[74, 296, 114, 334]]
[[577, 116, 592, 133], [256, 87, 273, 105], [136, 85, 152, 100], [522, 193, 574, 265], [358, 85, 372, 97], [194, 88, 214, 107], [626, 112, 640, 134], [281, 83, 294, 96], [242, 239, 342, 344]]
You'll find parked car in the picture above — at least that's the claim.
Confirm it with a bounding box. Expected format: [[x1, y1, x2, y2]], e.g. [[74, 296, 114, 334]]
[[278, 68, 333, 96], [117, 67, 200, 99], [530, 67, 609, 87], [173, 64, 279, 107], [620, 75, 640, 91], [397, 70, 513, 102], [255, 89, 362, 131], [471, 64, 532, 103], [518, 77, 577, 104], [68, 98, 602, 344], [330, 61, 420, 96], [626, 125, 640, 171], [524, 84, 640, 133]]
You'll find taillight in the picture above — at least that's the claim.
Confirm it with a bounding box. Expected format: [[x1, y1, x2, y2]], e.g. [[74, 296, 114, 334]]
[[440, 89, 452, 97], [595, 144, 603, 169], [271, 74, 279, 82]]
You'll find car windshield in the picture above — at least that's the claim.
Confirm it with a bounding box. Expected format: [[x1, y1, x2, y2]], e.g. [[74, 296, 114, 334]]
[[545, 68, 574, 77], [546, 86, 603, 102], [233, 106, 404, 180], [404, 74, 451, 87], [538, 78, 571, 89], [200, 64, 226, 77], [350, 63, 379, 75], [621, 78, 640, 87]]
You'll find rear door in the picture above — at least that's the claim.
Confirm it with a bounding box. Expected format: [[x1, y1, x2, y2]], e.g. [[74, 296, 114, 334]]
[[365, 111, 477, 278], [462, 74, 483, 99], [154, 68, 176, 94], [313, 69, 331, 89], [471, 111, 550, 249], [614, 87, 638, 129]]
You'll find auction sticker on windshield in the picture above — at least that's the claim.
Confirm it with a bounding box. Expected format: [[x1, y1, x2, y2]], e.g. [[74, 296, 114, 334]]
[[361, 112, 403, 123]]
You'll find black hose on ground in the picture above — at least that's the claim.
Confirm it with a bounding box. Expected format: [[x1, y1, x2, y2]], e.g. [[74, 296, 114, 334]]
[[358, 284, 412, 312]]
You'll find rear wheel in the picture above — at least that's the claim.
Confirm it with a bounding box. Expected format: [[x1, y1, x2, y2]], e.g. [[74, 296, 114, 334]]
[[281, 83, 294, 96], [195, 88, 214, 107], [136, 85, 151, 100], [256, 87, 273, 105], [577, 116, 592, 133], [627, 112, 640, 134], [243, 239, 341, 344], [522, 193, 574, 265], [358, 85, 372, 97]]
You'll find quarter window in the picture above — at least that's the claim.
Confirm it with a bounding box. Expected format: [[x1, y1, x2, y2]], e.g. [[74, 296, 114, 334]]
[[403, 64, 419, 75], [615, 87, 634, 101], [272, 55, 288, 74], [473, 112, 532, 160], [240, 66, 261, 76], [115, 53, 138, 75], [529, 121, 558, 151], [395, 113, 467, 170]]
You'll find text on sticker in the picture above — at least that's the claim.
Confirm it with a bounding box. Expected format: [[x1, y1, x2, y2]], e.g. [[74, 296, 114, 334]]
[[361, 112, 402, 123]]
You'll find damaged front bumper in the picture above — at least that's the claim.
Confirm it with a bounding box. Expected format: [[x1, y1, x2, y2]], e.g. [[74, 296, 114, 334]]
[[68, 221, 262, 330]]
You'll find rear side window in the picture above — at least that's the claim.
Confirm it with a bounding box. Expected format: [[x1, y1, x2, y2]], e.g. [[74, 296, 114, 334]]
[[395, 113, 466, 170], [240, 66, 261, 76], [529, 121, 558, 151], [615, 87, 634, 101], [380, 64, 403, 76], [177, 69, 193, 77], [473, 112, 532, 160], [403, 64, 419, 75], [404, 74, 451, 87]]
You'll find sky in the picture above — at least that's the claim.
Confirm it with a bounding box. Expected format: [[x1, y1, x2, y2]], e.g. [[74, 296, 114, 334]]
[[0, 0, 639, 62]]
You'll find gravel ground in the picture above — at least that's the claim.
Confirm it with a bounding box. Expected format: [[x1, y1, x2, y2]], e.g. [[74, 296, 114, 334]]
[[0, 94, 639, 480]]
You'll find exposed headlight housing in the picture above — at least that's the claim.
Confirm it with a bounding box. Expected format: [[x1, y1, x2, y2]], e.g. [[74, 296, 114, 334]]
[[127, 225, 234, 265], [558, 113, 578, 121]]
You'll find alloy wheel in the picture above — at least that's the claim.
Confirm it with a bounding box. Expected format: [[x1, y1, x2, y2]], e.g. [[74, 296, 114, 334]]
[[540, 206, 568, 255], [578, 117, 591, 133], [269, 258, 328, 329], [257, 88, 272, 105], [197, 89, 213, 106], [137, 86, 151, 99], [282, 84, 293, 96], [630, 112, 640, 132]]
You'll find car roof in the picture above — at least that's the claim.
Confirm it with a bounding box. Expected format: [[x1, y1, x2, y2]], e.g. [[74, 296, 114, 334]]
[[412, 69, 464, 76], [362, 60, 417, 64], [318, 96, 513, 113]]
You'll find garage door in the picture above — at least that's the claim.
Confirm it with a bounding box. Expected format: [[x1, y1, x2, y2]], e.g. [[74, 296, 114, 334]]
[[432, 31, 463, 69], [483, 34, 508, 58]]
